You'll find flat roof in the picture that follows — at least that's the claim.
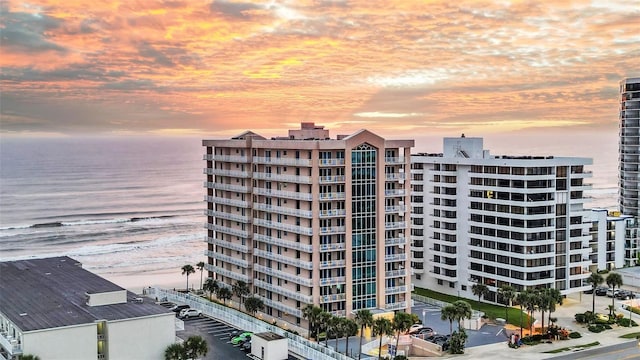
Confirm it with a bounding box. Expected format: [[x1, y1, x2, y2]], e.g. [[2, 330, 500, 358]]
[[254, 332, 286, 341], [0, 256, 171, 332]]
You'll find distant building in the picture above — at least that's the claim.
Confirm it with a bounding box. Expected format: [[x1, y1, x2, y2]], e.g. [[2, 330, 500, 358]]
[[203, 123, 414, 329], [619, 77, 640, 216], [411, 137, 593, 301], [0, 257, 175, 360], [588, 209, 634, 270]]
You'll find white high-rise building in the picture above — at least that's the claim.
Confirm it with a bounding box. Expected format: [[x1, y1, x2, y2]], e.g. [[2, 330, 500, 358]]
[[411, 136, 593, 301], [588, 209, 633, 271], [619, 77, 640, 216], [203, 123, 413, 329]]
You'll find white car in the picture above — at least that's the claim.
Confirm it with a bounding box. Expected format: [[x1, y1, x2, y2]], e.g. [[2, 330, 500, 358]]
[[408, 324, 424, 334], [179, 308, 202, 319]]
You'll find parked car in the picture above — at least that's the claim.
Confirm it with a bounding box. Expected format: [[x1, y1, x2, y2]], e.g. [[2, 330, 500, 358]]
[[408, 324, 424, 334], [231, 332, 252, 345], [412, 327, 436, 338], [178, 308, 202, 319], [229, 330, 240, 340], [595, 286, 609, 296], [606, 289, 620, 298], [169, 304, 190, 313], [241, 340, 252, 352], [616, 290, 635, 300]]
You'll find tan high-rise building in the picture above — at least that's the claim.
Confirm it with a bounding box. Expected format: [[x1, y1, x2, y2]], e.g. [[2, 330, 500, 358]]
[[203, 123, 414, 328]]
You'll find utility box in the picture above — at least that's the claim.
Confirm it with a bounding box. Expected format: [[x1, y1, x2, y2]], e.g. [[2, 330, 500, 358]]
[[251, 332, 288, 360]]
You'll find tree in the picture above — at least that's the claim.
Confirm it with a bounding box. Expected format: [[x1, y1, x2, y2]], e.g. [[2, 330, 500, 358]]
[[448, 328, 468, 354], [244, 296, 264, 316], [586, 272, 604, 315], [453, 300, 472, 331], [392, 312, 413, 359], [332, 317, 345, 350], [355, 309, 374, 360], [18, 356, 41, 360], [203, 278, 219, 300], [471, 283, 489, 303], [547, 288, 562, 327], [515, 291, 530, 338], [441, 305, 457, 334], [196, 261, 205, 290], [217, 286, 232, 305], [343, 318, 359, 356], [372, 317, 393, 360], [232, 280, 250, 310], [523, 290, 538, 335], [164, 343, 186, 360], [497, 285, 516, 322], [607, 272, 624, 316], [184, 335, 208, 360], [181, 264, 195, 291], [302, 305, 322, 340], [538, 289, 551, 334], [319, 311, 333, 347]]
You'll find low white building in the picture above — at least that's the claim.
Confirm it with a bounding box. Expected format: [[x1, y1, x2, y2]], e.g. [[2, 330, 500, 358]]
[[0, 257, 175, 360], [251, 332, 288, 360], [589, 209, 634, 271]]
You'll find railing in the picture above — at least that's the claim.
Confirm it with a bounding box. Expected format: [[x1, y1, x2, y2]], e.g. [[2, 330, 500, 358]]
[[385, 237, 406, 246], [253, 249, 314, 270], [253, 279, 313, 303], [204, 182, 249, 193], [254, 234, 313, 252], [320, 293, 347, 303], [0, 333, 22, 356], [253, 264, 313, 287], [205, 223, 249, 238], [149, 288, 351, 360], [319, 175, 346, 184], [319, 243, 346, 251], [253, 203, 313, 218], [319, 260, 347, 269], [206, 196, 249, 208], [258, 296, 304, 318], [205, 264, 249, 283], [385, 173, 406, 181], [205, 236, 249, 252], [319, 276, 346, 286], [385, 301, 408, 310], [319, 192, 346, 200], [385, 253, 408, 262], [206, 250, 248, 268], [252, 157, 312, 166], [385, 269, 408, 278], [319, 226, 346, 234], [385, 221, 406, 230], [205, 210, 250, 223], [319, 209, 347, 218], [253, 219, 314, 236], [252, 172, 312, 184], [385, 189, 406, 197], [253, 188, 313, 201], [385, 157, 406, 164], [385, 205, 407, 213], [204, 154, 249, 163], [204, 168, 250, 178], [319, 158, 346, 166]]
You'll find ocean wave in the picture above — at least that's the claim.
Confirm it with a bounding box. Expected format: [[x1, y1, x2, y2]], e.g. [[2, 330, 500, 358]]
[[0, 214, 195, 231]]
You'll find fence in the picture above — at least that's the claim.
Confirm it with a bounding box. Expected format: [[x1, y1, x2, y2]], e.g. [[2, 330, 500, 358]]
[[149, 287, 352, 360]]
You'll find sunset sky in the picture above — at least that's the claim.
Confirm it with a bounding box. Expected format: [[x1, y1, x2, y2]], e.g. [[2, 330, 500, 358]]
[[1, 0, 639, 140]]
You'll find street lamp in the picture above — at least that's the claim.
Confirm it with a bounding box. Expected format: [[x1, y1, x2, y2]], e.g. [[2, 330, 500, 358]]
[[422, 309, 426, 326]]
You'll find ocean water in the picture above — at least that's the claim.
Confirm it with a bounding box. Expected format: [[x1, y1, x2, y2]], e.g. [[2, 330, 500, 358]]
[[0, 133, 619, 291]]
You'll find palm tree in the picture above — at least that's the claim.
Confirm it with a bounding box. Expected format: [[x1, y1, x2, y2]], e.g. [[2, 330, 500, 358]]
[[164, 343, 186, 360], [181, 264, 195, 291], [498, 285, 516, 322], [586, 272, 604, 315], [244, 296, 264, 316], [217, 286, 232, 305], [538, 289, 551, 334], [453, 300, 472, 331], [332, 317, 345, 350], [203, 278, 219, 300], [319, 311, 333, 347], [547, 288, 562, 326], [196, 261, 205, 290], [515, 291, 530, 338], [524, 290, 538, 335], [441, 305, 457, 334], [355, 309, 374, 360], [392, 312, 413, 359], [343, 318, 358, 356], [372, 317, 393, 360], [471, 283, 489, 303], [232, 280, 250, 310], [607, 272, 624, 315], [183, 335, 208, 359], [302, 305, 323, 340]]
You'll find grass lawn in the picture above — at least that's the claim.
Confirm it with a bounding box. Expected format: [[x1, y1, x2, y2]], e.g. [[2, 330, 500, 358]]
[[414, 287, 531, 328], [620, 332, 640, 339], [543, 341, 600, 354]]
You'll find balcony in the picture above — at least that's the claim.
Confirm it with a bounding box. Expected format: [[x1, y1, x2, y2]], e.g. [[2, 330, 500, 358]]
[[207, 250, 249, 268], [319, 175, 346, 184], [253, 172, 312, 184], [319, 260, 347, 269], [254, 233, 313, 252], [205, 210, 250, 223], [385, 221, 406, 230], [385, 236, 407, 246], [386, 285, 407, 295], [319, 209, 347, 218], [385, 269, 408, 278], [204, 182, 249, 193], [385, 253, 408, 262], [385, 157, 406, 164], [206, 196, 249, 208], [319, 158, 346, 166], [204, 168, 250, 178], [254, 279, 313, 303], [319, 276, 346, 286], [205, 264, 249, 283], [385, 205, 407, 214], [204, 154, 250, 163], [252, 157, 312, 167], [253, 264, 313, 287], [206, 236, 249, 253], [253, 219, 313, 236], [253, 249, 313, 270], [259, 296, 303, 317], [330, 310, 347, 317], [319, 192, 346, 201], [320, 226, 346, 235], [0, 332, 22, 357], [319, 243, 346, 251], [385, 173, 406, 181], [206, 223, 249, 238], [385, 301, 408, 310], [254, 203, 313, 218], [320, 293, 347, 303], [385, 189, 406, 197], [253, 187, 313, 201]]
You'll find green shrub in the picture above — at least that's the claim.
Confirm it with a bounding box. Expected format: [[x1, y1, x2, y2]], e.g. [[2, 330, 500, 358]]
[[575, 313, 586, 323], [568, 332, 582, 339], [597, 269, 609, 274], [532, 334, 544, 341], [521, 336, 541, 345], [588, 324, 605, 333], [617, 318, 639, 327]]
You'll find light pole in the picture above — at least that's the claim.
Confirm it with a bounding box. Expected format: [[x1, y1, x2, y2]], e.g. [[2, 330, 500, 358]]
[[422, 309, 426, 327]]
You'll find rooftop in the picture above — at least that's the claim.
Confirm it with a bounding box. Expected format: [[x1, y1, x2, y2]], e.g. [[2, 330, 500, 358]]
[[0, 256, 171, 332]]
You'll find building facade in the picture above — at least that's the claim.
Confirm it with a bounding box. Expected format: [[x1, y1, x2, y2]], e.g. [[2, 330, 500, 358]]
[[0, 257, 175, 360], [411, 137, 593, 302], [619, 77, 640, 217], [588, 209, 633, 271], [203, 123, 414, 328]]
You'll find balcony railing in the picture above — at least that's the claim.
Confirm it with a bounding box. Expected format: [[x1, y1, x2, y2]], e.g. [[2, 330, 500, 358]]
[[253, 219, 313, 236], [385, 205, 407, 213], [253, 157, 312, 167], [206, 196, 249, 208], [254, 279, 313, 303], [204, 168, 250, 178], [206, 236, 249, 253], [319, 276, 346, 286], [319, 260, 347, 269], [204, 154, 250, 163], [385, 173, 406, 181], [319, 192, 346, 201], [319, 175, 346, 184], [386, 285, 407, 295], [385, 189, 406, 197], [254, 234, 313, 252], [385, 237, 406, 246], [320, 293, 347, 303], [385, 253, 408, 262], [204, 182, 249, 193], [319, 158, 346, 166], [385, 269, 408, 278], [385, 157, 406, 164], [259, 296, 303, 317], [253, 249, 313, 270], [253, 264, 313, 287], [319, 243, 346, 251], [254, 203, 313, 218], [319, 209, 347, 218], [205, 264, 250, 283], [253, 172, 312, 184], [385, 221, 406, 230], [205, 210, 250, 223], [320, 226, 346, 235], [385, 301, 407, 310], [207, 250, 249, 268], [206, 224, 249, 238], [0, 333, 22, 356], [252, 188, 313, 201]]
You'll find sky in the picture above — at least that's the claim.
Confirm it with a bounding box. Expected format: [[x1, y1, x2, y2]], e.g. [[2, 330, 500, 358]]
[[1, 0, 639, 140]]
